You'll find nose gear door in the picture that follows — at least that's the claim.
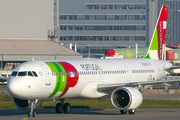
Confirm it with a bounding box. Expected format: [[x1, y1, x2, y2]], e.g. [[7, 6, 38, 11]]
[[40, 64, 51, 85]]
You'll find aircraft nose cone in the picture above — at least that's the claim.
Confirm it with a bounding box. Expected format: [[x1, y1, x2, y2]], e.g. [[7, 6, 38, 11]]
[[7, 78, 20, 97]]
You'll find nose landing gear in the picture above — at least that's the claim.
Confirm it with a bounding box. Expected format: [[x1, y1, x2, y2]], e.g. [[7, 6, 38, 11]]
[[56, 99, 71, 114], [28, 109, 36, 117], [28, 99, 38, 117]]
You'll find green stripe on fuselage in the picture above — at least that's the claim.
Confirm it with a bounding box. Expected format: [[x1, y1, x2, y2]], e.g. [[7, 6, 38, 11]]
[[45, 62, 67, 98], [53, 62, 67, 92], [45, 62, 59, 98]]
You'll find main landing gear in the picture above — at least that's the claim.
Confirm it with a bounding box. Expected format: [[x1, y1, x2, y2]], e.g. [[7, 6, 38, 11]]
[[28, 99, 38, 117], [56, 99, 71, 114], [120, 109, 136, 115]]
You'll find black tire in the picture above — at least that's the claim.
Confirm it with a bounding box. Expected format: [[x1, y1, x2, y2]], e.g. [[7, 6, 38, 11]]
[[63, 103, 71, 114], [56, 103, 63, 113], [28, 110, 31, 117], [120, 110, 127, 115], [128, 110, 136, 114], [33, 110, 36, 117]]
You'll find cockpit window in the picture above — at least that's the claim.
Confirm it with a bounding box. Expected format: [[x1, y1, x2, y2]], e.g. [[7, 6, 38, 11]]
[[32, 71, 38, 77], [11, 71, 18, 76], [18, 71, 27, 76], [28, 71, 34, 77], [11, 71, 38, 77]]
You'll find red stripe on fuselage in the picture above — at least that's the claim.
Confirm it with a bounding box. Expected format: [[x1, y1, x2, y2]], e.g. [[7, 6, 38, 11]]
[[58, 62, 79, 97]]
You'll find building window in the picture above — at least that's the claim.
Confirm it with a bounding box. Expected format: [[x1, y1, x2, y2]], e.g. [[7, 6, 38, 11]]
[[59, 36, 145, 41], [59, 15, 145, 20], [60, 25, 145, 31], [86, 4, 146, 10]]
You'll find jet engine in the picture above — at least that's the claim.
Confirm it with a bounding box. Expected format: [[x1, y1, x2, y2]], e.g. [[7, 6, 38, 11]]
[[13, 97, 43, 110], [111, 87, 143, 110]]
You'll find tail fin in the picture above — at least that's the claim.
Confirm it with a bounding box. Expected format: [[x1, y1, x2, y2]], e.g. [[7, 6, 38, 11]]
[[144, 6, 168, 60]]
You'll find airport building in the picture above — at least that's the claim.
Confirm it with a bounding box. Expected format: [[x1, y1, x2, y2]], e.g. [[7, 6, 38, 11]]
[[0, 0, 180, 59], [57, 0, 147, 58], [56, 0, 180, 58], [0, 39, 81, 77], [0, 0, 82, 74], [149, 0, 180, 45]]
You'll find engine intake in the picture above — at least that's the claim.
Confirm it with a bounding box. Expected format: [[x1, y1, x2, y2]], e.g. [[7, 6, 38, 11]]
[[13, 97, 43, 110], [111, 87, 143, 110]]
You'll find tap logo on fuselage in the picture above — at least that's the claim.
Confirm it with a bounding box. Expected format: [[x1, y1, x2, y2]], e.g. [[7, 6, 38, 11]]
[[45, 62, 79, 98]]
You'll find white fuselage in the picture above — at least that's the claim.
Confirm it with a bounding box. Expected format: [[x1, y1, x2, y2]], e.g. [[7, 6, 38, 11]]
[[7, 58, 172, 100]]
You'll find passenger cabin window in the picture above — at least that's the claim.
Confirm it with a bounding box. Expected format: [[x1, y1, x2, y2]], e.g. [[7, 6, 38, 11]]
[[11, 71, 18, 76], [18, 71, 27, 76]]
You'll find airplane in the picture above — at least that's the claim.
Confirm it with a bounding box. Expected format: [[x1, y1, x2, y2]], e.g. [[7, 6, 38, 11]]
[[7, 6, 180, 117], [0, 77, 7, 82]]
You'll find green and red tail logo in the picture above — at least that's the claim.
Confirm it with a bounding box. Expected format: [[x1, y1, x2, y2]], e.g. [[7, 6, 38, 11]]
[[144, 6, 168, 60], [45, 62, 78, 98]]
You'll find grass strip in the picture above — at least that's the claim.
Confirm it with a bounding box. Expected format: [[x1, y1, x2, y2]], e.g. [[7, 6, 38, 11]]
[[1, 95, 180, 109], [0, 85, 6, 87]]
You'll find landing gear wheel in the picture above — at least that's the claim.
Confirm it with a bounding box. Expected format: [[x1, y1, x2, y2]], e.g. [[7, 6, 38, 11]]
[[120, 110, 127, 115], [33, 110, 36, 117], [28, 110, 31, 117], [63, 103, 71, 114], [56, 103, 63, 113], [128, 110, 136, 114], [27, 99, 38, 117], [28, 109, 36, 117]]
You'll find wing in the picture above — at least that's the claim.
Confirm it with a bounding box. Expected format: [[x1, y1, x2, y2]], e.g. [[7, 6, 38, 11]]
[[164, 66, 180, 70], [97, 79, 180, 92], [0, 77, 8, 82]]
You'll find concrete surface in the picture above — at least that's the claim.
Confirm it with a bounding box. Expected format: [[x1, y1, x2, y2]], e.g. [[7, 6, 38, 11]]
[[0, 108, 180, 120]]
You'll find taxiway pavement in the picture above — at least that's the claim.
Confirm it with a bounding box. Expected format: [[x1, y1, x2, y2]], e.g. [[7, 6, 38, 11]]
[[0, 108, 180, 120]]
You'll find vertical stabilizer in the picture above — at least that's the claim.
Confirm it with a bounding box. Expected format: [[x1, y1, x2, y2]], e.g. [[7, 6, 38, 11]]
[[144, 6, 168, 60]]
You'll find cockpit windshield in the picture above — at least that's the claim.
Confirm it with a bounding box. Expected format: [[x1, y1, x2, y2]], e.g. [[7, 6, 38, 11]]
[[28, 71, 33, 76], [32, 71, 38, 77], [18, 71, 27, 76], [11, 71, 38, 77], [11, 71, 18, 76]]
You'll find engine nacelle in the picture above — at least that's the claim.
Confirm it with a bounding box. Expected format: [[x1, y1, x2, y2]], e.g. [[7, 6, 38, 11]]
[[13, 97, 43, 110], [111, 87, 143, 110]]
